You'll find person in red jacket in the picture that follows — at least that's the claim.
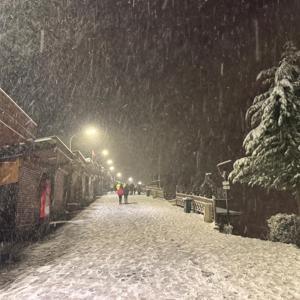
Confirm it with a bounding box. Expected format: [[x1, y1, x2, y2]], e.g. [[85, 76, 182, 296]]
[[116, 183, 124, 204], [38, 174, 51, 236], [40, 176, 51, 220]]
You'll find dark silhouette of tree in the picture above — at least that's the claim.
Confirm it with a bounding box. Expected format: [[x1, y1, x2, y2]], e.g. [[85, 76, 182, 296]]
[[230, 42, 300, 213]]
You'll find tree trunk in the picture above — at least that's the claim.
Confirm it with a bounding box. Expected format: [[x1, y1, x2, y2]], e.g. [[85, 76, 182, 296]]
[[296, 189, 300, 216]]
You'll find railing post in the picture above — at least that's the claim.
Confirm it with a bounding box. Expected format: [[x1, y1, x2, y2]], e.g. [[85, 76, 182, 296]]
[[204, 203, 213, 222], [183, 197, 193, 213], [212, 195, 216, 222]]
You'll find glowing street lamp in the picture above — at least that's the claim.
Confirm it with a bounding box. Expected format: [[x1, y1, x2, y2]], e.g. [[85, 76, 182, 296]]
[[85, 126, 97, 136], [102, 149, 109, 156], [69, 126, 98, 151], [116, 172, 122, 178], [109, 166, 115, 171], [107, 159, 113, 165], [128, 177, 133, 182], [138, 181, 142, 185]]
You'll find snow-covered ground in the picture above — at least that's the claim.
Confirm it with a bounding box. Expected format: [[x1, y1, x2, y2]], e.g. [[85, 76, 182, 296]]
[[0, 194, 299, 300]]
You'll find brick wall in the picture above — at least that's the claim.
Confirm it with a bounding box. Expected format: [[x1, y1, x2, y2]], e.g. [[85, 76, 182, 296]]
[[16, 160, 44, 231], [82, 175, 86, 200], [0, 183, 18, 240], [51, 168, 65, 218], [70, 171, 82, 204]]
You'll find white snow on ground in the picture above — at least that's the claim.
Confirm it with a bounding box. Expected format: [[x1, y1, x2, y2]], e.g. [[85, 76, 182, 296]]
[[0, 194, 300, 300]]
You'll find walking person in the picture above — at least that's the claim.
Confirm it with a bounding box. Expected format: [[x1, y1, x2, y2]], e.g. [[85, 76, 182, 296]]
[[129, 183, 134, 195], [137, 183, 142, 195], [133, 185, 137, 195], [116, 183, 124, 204], [123, 183, 130, 204]]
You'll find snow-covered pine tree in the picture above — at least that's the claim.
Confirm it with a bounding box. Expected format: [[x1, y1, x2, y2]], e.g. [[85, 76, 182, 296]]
[[229, 42, 300, 214]]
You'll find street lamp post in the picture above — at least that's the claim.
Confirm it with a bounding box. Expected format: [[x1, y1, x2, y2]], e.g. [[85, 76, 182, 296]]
[[109, 167, 115, 186], [69, 134, 77, 151], [69, 126, 98, 152]]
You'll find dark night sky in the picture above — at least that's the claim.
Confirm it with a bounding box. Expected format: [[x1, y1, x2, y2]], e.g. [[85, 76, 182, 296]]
[[1, 0, 300, 185]]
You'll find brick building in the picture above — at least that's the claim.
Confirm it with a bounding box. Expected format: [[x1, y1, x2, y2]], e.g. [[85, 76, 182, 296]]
[[33, 136, 74, 221], [71, 151, 98, 208], [0, 89, 103, 242], [0, 88, 37, 146], [0, 88, 39, 240]]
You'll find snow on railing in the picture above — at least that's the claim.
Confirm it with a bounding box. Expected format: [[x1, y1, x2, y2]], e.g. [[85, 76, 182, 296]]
[[146, 186, 214, 222]]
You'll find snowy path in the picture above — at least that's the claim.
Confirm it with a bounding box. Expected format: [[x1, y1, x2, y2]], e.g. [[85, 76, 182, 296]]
[[0, 194, 299, 300]]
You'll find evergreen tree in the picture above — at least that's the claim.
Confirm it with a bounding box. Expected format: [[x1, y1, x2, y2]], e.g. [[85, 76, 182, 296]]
[[230, 42, 300, 213]]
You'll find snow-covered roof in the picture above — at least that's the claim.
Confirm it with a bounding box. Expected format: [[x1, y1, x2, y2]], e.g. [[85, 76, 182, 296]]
[[0, 88, 37, 147], [34, 136, 74, 157]]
